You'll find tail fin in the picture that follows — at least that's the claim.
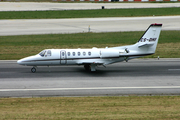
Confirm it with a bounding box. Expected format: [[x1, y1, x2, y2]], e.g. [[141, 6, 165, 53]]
[[112, 24, 162, 58], [137, 23, 162, 54]]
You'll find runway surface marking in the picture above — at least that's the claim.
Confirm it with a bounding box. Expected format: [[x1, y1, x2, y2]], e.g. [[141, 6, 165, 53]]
[[1, 86, 180, 92], [168, 69, 180, 71]]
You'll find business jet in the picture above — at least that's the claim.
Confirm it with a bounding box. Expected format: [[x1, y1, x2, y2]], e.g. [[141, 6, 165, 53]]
[[17, 23, 162, 73]]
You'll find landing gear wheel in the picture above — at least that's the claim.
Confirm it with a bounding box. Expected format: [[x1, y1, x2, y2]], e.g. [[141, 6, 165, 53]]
[[84, 64, 96, 72], [124, 57, 129, 62], [31, 67, 36, 73], [84, 64, 90, 71]]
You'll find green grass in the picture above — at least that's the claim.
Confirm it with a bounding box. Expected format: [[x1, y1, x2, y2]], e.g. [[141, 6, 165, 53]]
[[0, 31, 180, 60], [0, 96, 180, 120], [0, 7, 180, 19]]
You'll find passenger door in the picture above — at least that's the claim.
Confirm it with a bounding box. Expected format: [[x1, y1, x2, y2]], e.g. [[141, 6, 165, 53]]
[[60, 50, 67, 65]]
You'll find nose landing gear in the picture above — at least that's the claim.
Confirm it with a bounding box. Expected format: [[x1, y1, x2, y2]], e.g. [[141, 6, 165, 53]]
[[31, 67, 36, 73]]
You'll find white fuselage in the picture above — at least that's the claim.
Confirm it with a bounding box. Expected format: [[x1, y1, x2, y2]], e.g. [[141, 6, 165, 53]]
[[17, 48, 126, 66]]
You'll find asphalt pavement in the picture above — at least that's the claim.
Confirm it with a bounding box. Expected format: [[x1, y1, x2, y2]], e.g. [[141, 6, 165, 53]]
[[0, 59, 180, 97]]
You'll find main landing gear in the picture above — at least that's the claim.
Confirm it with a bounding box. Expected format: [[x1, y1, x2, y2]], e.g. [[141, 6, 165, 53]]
[[84, 64, 96, 72], [84, 64, 91, 71], [31, 67, 36, 73]]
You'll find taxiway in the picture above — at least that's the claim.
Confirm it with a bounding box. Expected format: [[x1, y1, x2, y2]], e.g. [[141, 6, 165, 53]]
[[1, 2, 180, 11], [1, 16, 180, 36]]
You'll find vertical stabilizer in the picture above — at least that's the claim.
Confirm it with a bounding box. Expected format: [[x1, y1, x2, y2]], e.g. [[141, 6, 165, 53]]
[[137, 23, 162, 54]]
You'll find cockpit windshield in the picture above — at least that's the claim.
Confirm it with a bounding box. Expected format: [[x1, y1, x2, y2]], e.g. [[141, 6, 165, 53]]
[[39, 50, 46, 57], [39, 50, 51, 57]]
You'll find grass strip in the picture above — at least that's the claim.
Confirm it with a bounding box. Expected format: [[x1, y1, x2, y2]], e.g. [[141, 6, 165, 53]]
[[0, 7, 180, 19], [0, 31, 180, 60], [0, 96, 180, 119]]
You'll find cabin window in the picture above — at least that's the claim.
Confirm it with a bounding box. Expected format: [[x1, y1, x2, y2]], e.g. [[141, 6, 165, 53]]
[[68, 52, 70, 56], [83, 52, 86, 56], [88, 51, 91, 56], [73, 52, 75, 56], [78, 52, 81, 56], [47, 50, 51, 56], [62, 52, 65, 56]]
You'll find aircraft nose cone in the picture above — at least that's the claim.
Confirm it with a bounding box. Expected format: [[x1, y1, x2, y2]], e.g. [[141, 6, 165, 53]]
[[17, 60, 22, 65], [17, 59, 25, 65]]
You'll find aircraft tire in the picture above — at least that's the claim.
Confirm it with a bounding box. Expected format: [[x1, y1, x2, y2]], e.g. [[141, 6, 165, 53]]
[[31, 67, 36, 73], [84, 64, 90, 71]]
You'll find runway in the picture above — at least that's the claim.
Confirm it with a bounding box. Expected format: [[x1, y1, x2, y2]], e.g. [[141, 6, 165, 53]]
[[0, 59, 180, 97]]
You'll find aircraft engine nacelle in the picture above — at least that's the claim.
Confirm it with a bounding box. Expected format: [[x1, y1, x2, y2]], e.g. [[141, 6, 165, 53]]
[[100, 49, 119, 59]]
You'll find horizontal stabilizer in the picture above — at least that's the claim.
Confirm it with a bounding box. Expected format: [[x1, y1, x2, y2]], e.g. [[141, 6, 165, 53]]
[[138, 42, 154, 48]]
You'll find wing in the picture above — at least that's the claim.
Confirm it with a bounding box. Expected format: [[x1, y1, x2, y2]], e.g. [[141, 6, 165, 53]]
[[77, 61, 104, 65]]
